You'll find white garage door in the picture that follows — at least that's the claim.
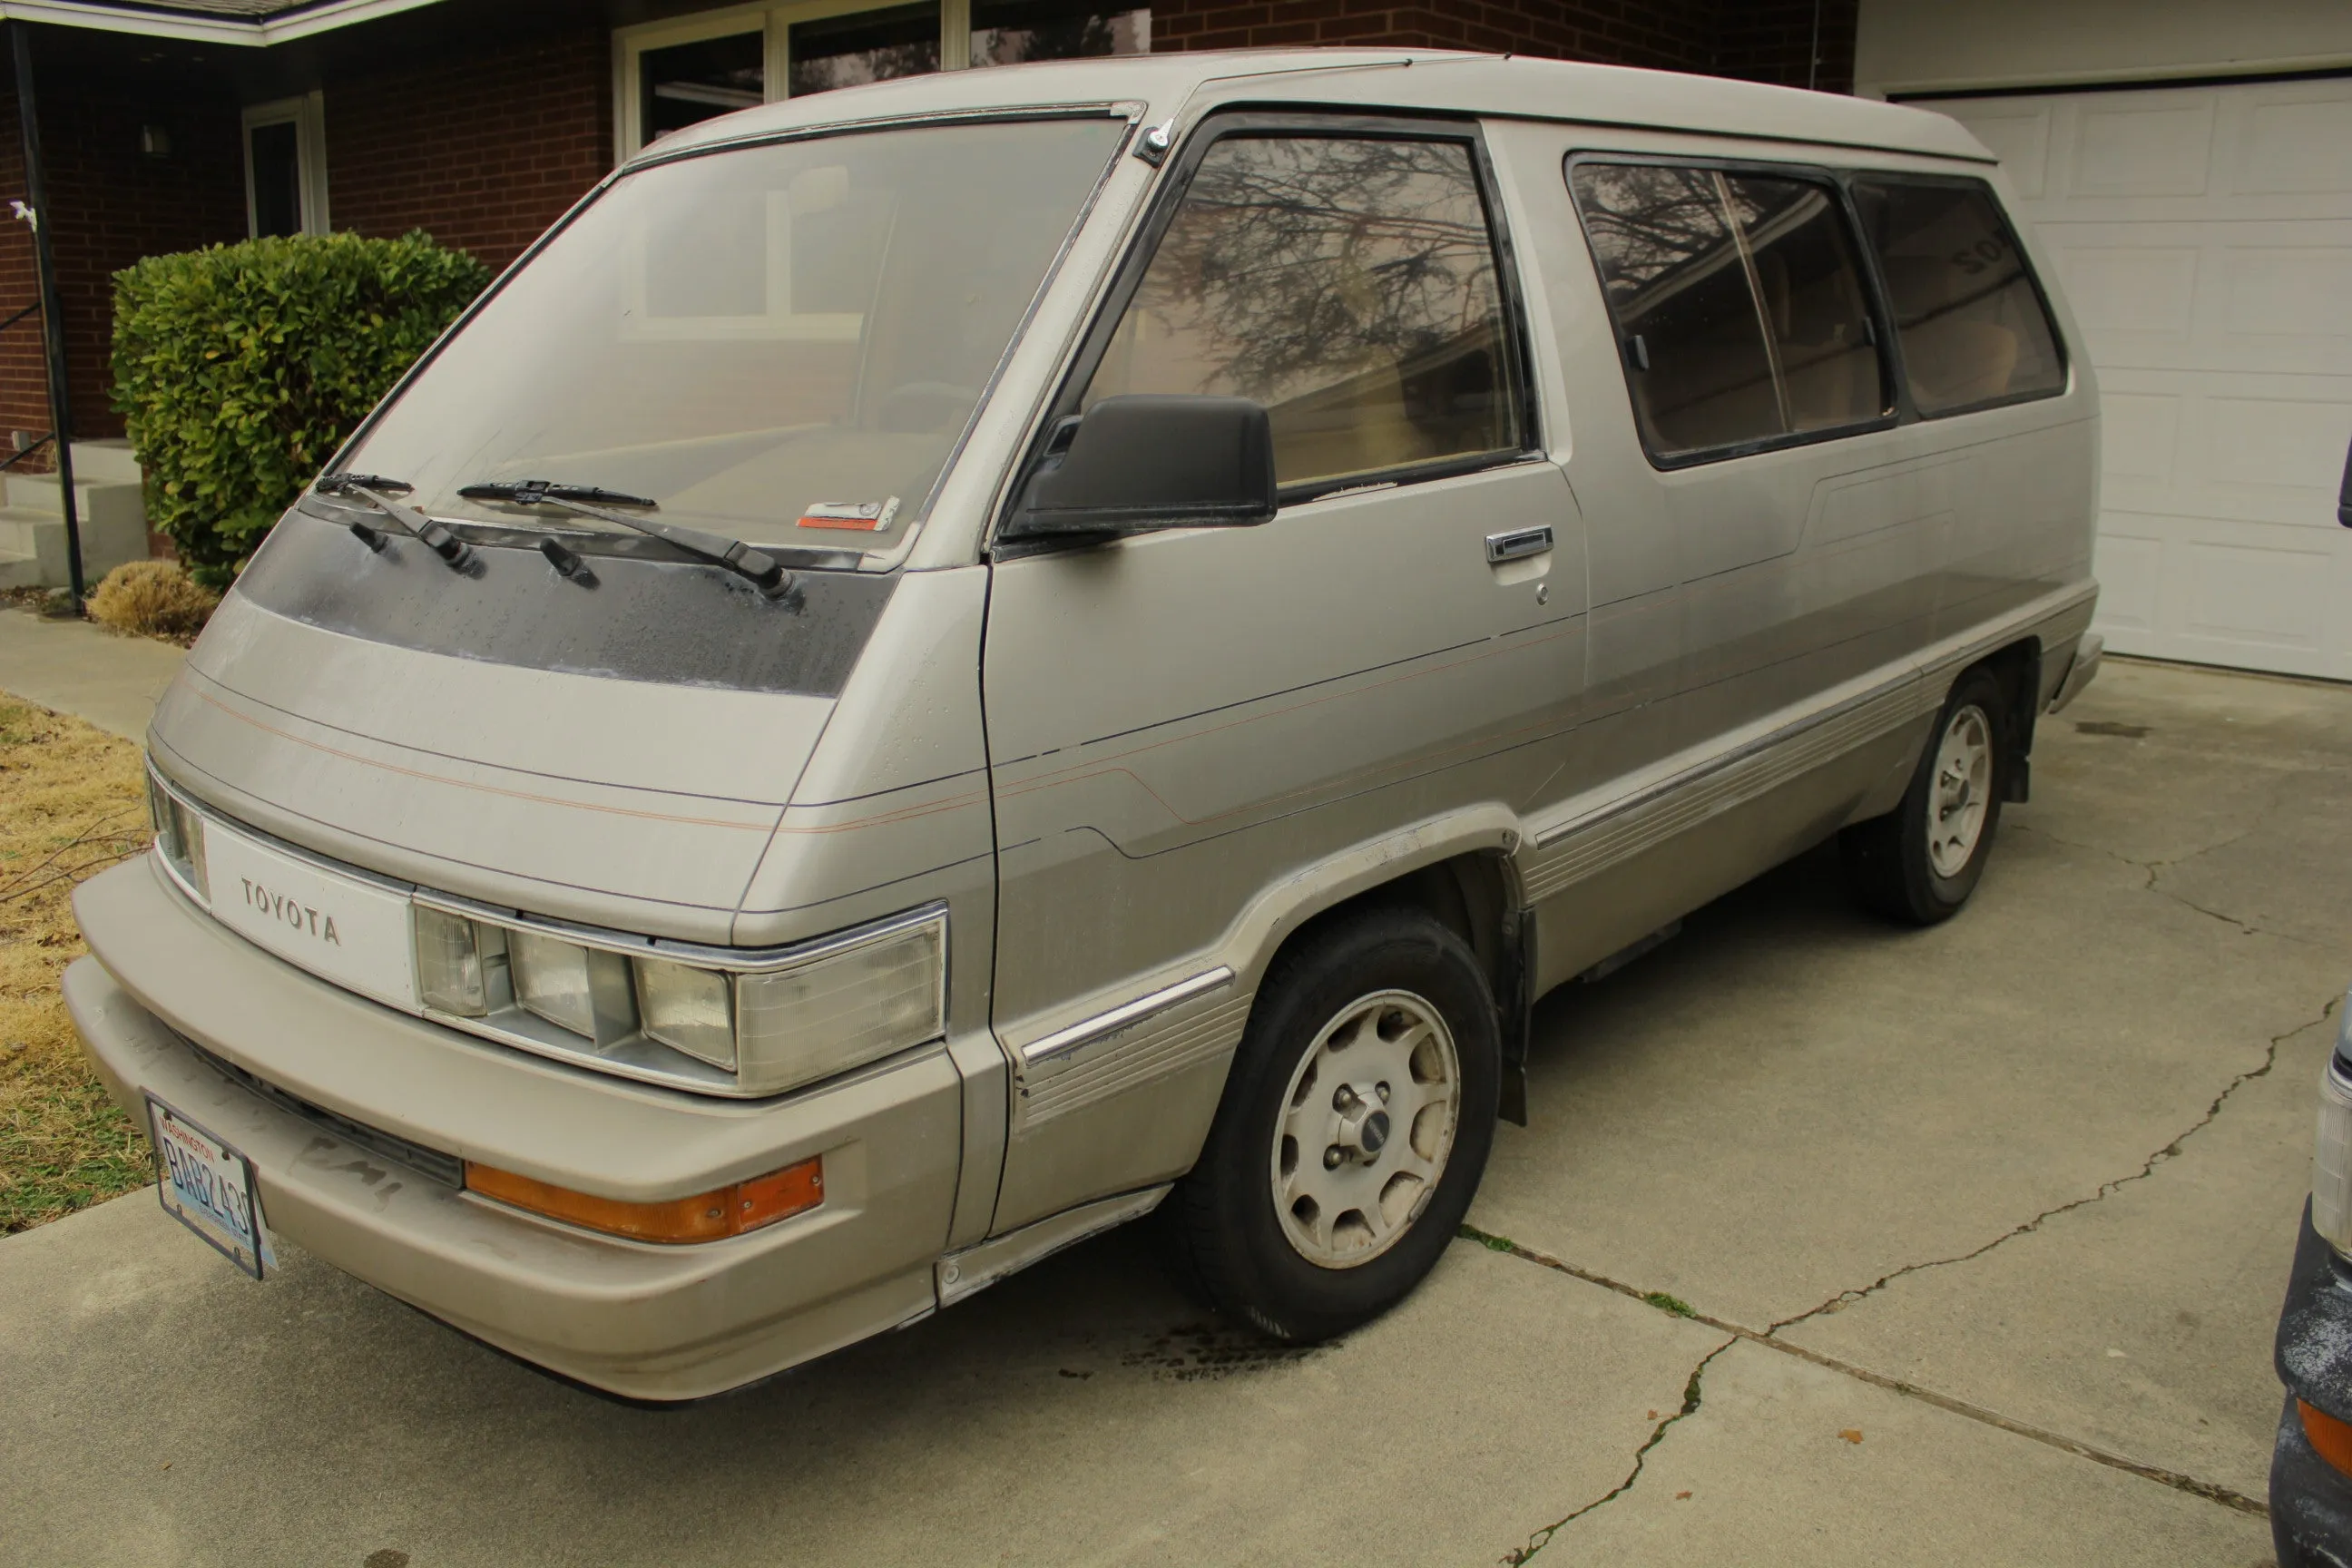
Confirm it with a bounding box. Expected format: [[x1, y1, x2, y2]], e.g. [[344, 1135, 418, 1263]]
[[1919, 78, 2352, 680]]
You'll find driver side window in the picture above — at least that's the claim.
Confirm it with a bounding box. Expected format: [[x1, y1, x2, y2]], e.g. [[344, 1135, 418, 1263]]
[[1081, 132, 1524, 491]]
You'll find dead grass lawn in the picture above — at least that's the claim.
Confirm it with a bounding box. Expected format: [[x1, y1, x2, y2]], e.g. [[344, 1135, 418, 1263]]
[[0, 697, 155, 1231]]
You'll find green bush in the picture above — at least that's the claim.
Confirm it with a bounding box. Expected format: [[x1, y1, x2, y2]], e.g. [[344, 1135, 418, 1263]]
[[111, 231, 490, 588]]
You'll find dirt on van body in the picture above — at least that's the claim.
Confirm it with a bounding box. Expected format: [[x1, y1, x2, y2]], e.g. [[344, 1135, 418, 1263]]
[[0, 698, 153, 1231]]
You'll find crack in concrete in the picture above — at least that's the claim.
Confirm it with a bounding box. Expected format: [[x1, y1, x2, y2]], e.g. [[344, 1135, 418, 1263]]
[[1769, 995, 2331, 1335], [1499, 1336, 1738, 1564], [1465, 1227, 2274, 1530], [1466, 991, 2337, 1546], [2012, 817, 2318, 946]]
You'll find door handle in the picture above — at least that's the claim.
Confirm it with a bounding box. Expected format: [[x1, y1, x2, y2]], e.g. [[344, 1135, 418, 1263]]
[[1485, 525, 1553, 564]]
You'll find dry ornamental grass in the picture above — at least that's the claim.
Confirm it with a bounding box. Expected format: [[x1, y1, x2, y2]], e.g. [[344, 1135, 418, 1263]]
[[0, 698, 156, 1231], [85, 559, 220, 645]]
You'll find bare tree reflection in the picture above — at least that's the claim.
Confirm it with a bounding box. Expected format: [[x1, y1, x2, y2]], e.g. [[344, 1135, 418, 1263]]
[[1089, 136, 1517, 482]]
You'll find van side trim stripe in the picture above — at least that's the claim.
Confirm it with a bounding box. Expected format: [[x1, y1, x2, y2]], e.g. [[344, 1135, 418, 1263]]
[[1019, 966, 1236, 1065], [1524, 583, 2096, 901]]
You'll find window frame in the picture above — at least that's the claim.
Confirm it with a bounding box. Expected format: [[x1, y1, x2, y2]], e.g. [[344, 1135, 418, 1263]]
[[1843, 169, 2072, 425], [241, 93, 329, 239], [1010, 111, 1545, 526], [1565, 150, 1903, 472]]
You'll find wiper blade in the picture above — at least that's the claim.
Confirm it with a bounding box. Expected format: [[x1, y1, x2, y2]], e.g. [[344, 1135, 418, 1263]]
[[315, 473, 475, 569], [458, 478, 793, 599], [462, 479, 659, 509]]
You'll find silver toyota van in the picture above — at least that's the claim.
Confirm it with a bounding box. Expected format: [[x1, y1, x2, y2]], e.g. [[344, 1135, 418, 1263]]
[[70, 51, 2102, 1399]]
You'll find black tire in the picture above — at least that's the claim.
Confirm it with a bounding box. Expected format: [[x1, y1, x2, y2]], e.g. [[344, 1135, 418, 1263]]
[[1165, 905, 1500, 1342], [1840, 666, 2010, 926]]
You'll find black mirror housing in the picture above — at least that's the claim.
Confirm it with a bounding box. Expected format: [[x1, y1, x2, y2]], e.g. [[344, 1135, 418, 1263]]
[[1004, 394, 1277, 544]]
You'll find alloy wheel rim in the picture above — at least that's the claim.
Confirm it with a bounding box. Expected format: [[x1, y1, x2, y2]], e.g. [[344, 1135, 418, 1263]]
[[1927, 702, 1994, 878], [1269, 989, 1461, 1269]]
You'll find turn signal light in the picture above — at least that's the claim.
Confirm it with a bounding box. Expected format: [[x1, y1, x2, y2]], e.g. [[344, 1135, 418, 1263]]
[[465, 1156, 823, 1243], [2300, 1400, 2352, 1477]]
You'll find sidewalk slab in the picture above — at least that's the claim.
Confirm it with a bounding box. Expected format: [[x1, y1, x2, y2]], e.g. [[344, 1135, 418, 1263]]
[[0, 605, 183, 740], [0, 1196, 1718, 1568]]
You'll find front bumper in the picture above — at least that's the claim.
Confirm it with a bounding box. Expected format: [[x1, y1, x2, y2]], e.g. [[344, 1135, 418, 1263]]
[[2273, 1201, 2352, 1567], [67, 856, 964, 1401]]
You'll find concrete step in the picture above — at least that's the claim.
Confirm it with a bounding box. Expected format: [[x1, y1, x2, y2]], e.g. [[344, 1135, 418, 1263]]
[[1, 472, 145, 531], [0, 505, 146, 588], [0, 545, 43, 589], [68, 438, 142, 486]]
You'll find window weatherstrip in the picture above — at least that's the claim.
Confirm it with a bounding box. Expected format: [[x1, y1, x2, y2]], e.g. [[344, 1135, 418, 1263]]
[[1715, 169, 1793, 436]]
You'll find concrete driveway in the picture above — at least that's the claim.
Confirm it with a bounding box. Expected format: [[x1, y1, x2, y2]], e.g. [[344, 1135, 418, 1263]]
[[5, 655, 2343, 1566]]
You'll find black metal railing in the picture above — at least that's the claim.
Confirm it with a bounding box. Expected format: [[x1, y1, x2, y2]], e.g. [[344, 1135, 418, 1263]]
[[0, 299, 55, 473]]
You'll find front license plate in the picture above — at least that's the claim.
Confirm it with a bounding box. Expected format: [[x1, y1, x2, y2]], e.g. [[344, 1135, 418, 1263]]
[[148, 1095, 275, 1279]]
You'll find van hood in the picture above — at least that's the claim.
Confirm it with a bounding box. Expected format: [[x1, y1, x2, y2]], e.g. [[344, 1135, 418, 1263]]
[[148, 591, 840, 945]]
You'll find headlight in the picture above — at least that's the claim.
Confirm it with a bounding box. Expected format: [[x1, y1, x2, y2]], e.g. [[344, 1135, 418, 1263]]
[[635, 956, 736, 1070], [510, 928, 635, 1043], [2315, 998, 2352, 1256], [146, 766, 210, 906], [411, 902, 946, 1098], [415, 905, 491, 1015]]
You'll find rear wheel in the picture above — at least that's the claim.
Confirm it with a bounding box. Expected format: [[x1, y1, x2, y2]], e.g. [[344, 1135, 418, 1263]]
[[1166, 906, 1499, 1341], [1840, 667, 2009, 926]]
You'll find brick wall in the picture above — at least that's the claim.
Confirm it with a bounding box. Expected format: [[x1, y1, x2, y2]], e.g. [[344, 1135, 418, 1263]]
[[0, 74, 247, 453], [1152, 0, 1856, 91], [325, 24, 611, 276], [0, 20, 611, 466]]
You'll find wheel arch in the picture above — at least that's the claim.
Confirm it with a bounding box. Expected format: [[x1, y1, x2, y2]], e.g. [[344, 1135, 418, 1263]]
[[1966, 636, 2043, 803], [1219, 809, 1530, 1127]]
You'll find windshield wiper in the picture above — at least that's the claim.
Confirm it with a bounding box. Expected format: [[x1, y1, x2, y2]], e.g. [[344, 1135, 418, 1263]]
[[458, 478, 793, 599], [314, 473, 475, 570]]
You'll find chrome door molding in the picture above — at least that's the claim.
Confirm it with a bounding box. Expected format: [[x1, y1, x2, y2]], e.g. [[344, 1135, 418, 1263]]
[[1015, 990, 1256, 1130], [1020, 965, 1236, 1065]]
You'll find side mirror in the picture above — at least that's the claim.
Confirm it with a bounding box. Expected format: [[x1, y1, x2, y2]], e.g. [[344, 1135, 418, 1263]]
[[1004, 394, 1276, 545]]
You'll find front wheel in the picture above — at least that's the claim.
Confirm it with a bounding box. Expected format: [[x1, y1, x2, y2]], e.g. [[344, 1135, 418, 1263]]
[[1840, 666, 2010, 926], [1165, 906, 1499, 1342]]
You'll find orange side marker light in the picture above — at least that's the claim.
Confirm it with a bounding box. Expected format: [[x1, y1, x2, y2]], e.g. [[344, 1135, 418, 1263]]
[[466, 1155, 822, 1243]]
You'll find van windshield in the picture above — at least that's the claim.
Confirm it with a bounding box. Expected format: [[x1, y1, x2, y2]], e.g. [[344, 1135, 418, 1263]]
[[337, 116, 1125, 554]]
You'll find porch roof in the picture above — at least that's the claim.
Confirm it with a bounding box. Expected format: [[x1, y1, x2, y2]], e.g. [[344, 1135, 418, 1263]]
[[0, 0, 446, 44]]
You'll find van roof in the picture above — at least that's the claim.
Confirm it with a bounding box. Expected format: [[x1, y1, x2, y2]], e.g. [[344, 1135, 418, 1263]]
[[639, 49, 1993, 168]]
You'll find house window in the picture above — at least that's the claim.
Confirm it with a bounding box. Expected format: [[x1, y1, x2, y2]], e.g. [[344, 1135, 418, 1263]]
[[241, 93, 328, 238], [615, 0, 1150, 159], [618, 4, 958, 160], [970, 0, 1149, 66], [789, 2, 941, 96], [642, 30, 767, 146]]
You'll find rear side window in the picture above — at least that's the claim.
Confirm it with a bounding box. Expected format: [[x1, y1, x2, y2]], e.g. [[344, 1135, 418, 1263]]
[[1849, 178, 2065, 416], [1082, 134, 1524, 490], [1570, 162, 1886, 464]]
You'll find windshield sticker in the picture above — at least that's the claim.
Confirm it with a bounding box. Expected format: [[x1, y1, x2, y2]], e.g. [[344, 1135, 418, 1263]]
[[797, 498, 899, 532]]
